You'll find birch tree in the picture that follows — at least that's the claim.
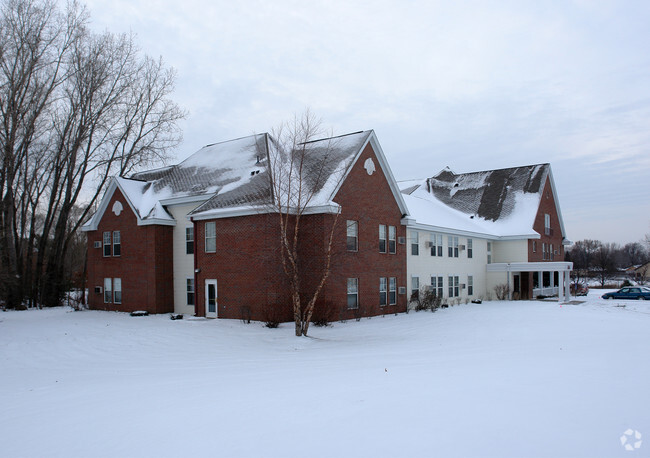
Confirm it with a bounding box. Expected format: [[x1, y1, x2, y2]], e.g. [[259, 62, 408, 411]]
[[266, 111, 344, 336]]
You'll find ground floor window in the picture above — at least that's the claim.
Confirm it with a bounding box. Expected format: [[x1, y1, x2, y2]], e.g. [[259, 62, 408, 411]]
[[389, 277, 397, 305], [379, 277, 387, 306], [467, 275, 473, 296], [448, 275, 459, 297], [113, 278, 122, 304], [411, 276, 419, 300], [431, 275, 444, 298], [186, 278, 195, 306], [347, 278, 358, 309], [104, 278, 112, 303]]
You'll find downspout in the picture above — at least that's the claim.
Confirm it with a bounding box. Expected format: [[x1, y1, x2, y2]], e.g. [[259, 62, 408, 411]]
[[192, 216, 199, 317]]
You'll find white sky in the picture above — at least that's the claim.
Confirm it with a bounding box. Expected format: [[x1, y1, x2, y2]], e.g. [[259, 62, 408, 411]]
[[84, 0, 650, 245]]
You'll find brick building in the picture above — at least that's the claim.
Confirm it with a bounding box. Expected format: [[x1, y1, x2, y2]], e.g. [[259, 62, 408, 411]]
[[82, 130, 410, 319]]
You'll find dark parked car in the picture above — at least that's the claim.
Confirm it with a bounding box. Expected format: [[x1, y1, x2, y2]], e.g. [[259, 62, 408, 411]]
[[602, 287, 650, 300]]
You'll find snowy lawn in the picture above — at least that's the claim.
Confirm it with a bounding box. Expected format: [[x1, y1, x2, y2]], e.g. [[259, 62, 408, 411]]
[[1, 291, 649, 458]]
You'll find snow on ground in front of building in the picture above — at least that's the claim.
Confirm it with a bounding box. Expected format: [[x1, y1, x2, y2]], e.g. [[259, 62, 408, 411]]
[[1, 291, 648, 458]]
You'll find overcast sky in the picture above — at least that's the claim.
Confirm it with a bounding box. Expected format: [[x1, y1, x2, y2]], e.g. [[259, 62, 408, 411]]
[[84, 0, 650, 245]]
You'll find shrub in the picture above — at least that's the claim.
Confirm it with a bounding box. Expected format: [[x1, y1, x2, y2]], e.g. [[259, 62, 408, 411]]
[[312, 300, 336, 327], [494, 283, 510, 300], [263, 304, 283, 329]]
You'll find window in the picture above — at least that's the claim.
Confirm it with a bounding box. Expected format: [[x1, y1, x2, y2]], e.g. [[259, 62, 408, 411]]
[[467, 239, 472, 258], [186, 278, 195, 306], [103, 232, 111, 257], [448, 236, 459, 257], [430, 233, 443, 256], [533, 240, 537, 253], [205, 222, 216, 253], [113, 231, 121, 257], [347, 278, 358, 309], [113, 278, 122, 304], [104, 278, 112, 303], [411, 276, 419, 299], [468, 276, 473, 296], [487, 242, 492, 264], [186, 227, 194, 255], [388, 226, 396, 254], [411, 231, 419, 256], [431, 275, 443, 298], [379, 277, 387, 306], [347, 220, 358, 251], [389, 277, 397, 305], [379, 225, 387, 253], [550, 243, 554, 260], [448, 275, 459, 297], [542, 242, 547, 260], [544, 213, 551, 235]]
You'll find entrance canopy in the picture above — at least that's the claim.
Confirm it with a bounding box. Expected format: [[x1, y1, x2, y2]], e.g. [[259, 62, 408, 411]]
[[487, 262, 573, 302]]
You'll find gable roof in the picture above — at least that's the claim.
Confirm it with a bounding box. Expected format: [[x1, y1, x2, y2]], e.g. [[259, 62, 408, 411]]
[[401, 163, 566, 240], [83, 129, 408, 228]]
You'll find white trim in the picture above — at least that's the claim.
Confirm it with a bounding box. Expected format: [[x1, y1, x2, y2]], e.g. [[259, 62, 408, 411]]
[[190, 202, 341, 221], [403, 219, 538, 241], [486, 261, 573, 272], [159, 194, 213, 206]]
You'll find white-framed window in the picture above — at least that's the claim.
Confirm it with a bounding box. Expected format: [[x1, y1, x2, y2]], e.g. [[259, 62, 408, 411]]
[[542, 242, 547, 260], [205, 222, 216, 253], [467, 238, 473, 258], [113, 278, 122, 304], [379, 277, 387, 306], [186, 227, 194, 255], [448, 275, 459, 297], [533, 240, 537, 253], [468, 275, 473, 296], [487, 242, 492, 264], [347, 220, 358, 252], [112, 231, 121, 257], [411, 230, 419, 256], [388, 225, 396, 254], [544, 213, 551, 235], [389, 277, 397, 305], [103, 232, 111, 257], [104, 278, 112, 303], [186, 278, 195, 306], [411, 276, 419, 299], [379, 224, 387, 253], [430, 233, 443, 256], [347, 278, 359, 309], [448, 236, 459, 257], [431, 275, 444, 298]]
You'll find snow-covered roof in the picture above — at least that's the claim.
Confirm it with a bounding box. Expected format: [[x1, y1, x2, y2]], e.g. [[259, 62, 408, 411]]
[[402, 164, 553, 239], [84, 130, 400, 228]]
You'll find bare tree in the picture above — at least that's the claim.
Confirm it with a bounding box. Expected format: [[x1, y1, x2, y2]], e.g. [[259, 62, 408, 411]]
[[593, 242, 618, 287], [0, 0, 184, 308], [265, 110, 346, 337]]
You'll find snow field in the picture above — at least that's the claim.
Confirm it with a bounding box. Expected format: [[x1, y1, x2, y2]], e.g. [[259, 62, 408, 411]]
[[1, 291, 648, 457]]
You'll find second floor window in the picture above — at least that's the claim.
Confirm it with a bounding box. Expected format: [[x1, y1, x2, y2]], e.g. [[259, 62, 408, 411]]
[[379, 224, 387, 253], [186, 227, 194, 254], [448, 236, 459, 257], [103, 232, 111, 257], [388, 225, 396, 254], [205, 222, 216, 253], [467, 238, 472, 258], [347, 220, 358, 251], [113, 231, 121, 257], [411, 231, 419, 256], [430, 233, 443, 257], [544, 213, 551, 235]]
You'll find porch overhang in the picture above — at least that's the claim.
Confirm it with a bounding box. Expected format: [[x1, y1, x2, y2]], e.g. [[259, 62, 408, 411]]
[[486, 261, 573, 273]]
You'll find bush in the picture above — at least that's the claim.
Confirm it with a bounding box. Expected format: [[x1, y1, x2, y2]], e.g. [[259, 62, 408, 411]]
[[494, 284, 510, 300], [312, 300, 336, 327], [263, 304, 283, 329], [411, 287, 443, 312], [621, 279, 632, 287]]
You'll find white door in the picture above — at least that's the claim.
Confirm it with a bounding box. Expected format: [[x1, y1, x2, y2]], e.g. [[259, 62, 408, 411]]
[[205, 279, 218, 318]]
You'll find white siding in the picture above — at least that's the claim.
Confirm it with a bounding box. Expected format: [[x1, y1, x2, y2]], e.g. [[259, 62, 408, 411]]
[[406, 228, 489, 305], [167, 203, 197, 315]]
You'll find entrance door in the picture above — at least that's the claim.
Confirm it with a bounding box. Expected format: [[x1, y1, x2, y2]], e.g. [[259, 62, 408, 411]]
[[205, 279, 218, 318]]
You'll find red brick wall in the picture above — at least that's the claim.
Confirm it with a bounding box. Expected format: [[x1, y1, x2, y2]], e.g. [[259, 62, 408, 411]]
[[528, 176, 565, 262], [193, 141, 407, 322], [86, 187, 174, 314], [193, 213, 291, 321]]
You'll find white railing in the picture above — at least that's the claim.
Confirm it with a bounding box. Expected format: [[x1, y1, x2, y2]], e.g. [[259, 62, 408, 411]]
[[533, 286, 559, 297]]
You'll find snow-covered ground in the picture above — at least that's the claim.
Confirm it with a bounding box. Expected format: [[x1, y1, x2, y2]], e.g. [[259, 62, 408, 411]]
[[1, 290, 648, 458]]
